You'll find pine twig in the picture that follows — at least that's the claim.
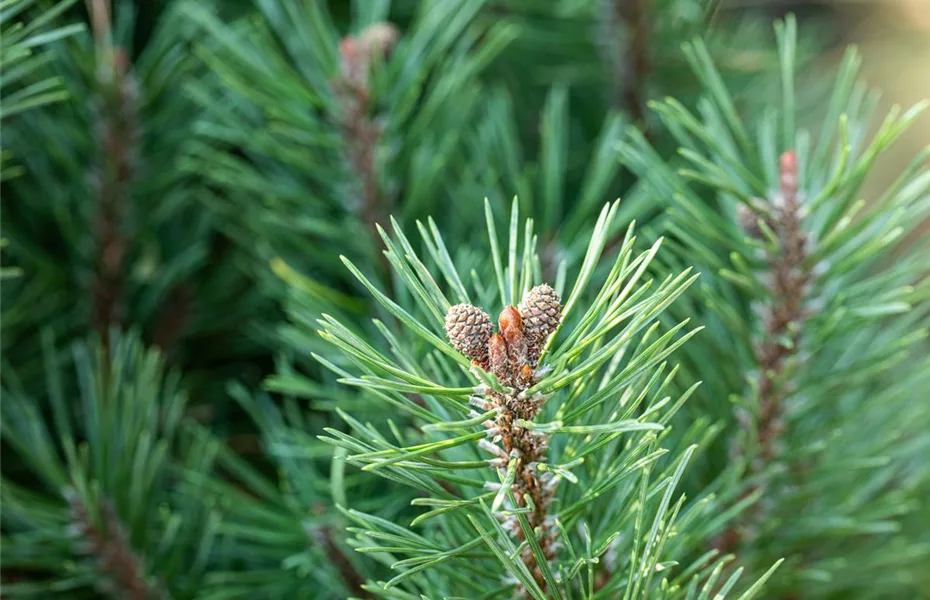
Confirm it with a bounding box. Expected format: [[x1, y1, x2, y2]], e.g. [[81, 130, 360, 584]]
[[600, 0, 651, 128], [754, 151, 808, 465], [310, 503, 371, 599], [335, 24, 399, 287], [89, 2, 137, 342], [717, 150, 811, 555], [446, 286, 563, 594], [66, 488, 153, 600], [152, 284, 191, 358]]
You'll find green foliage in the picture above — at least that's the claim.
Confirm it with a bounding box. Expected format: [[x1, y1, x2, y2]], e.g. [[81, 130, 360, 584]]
[[0, 0, 84, 178], [2, 1, 929, 599], [302, 200, 779, 598], [0, 0, 270, 399], [620, 16, 930, 596], [183, 0, 519, 295], [1, 330, 218, 598], [185, 383, 402, 600]]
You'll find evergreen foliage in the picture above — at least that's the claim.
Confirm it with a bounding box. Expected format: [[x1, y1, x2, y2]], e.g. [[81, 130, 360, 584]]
[[1, 331, 218, 598], [1, 0, 270, 400], [0, 0, 83, 179], [307, 199, 781, 598], [184, 384, 391, 600], [183, 0, 519, 297], [1, 1, 928, 599], [620, 17, 930, 596]]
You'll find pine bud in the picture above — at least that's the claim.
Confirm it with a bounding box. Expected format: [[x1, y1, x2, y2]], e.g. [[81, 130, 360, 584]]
[[498, 304, 522, 334], [518, 284, 562, 366], [445, 303, 493, 367], [779, 150, 798, 200], [488, 333, 511, 385], [498, 305, 527, 368], [338, 23, 399, 92], [338, 36, 364, 89], [358, 22, 399, 60]]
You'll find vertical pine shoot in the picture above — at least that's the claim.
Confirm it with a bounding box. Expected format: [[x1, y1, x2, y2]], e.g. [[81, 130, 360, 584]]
[[311, 202, 779, 598]]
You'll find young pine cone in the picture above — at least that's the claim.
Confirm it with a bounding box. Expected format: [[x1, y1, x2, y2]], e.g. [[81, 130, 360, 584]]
[[519, 284, 562, 366], [445, 303, 493, 367]]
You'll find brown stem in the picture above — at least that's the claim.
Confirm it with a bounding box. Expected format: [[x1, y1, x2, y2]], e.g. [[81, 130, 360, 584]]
[[152, 284, 191, 359], [594, 569, 611, 592], [335, 26, 398, 291], [323, 526, 370, 597], [601, 0, 651, 128], [716, 151, 811, 556], [67, 489, 153, 600], [484, 393, 556, 592], [312, 503, 371, 598], [90, 46, 135, 344], [482, 308, 560, 594]]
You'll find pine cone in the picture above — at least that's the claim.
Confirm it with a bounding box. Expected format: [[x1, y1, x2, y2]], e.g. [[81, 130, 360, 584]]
[[445, 303, 493, 367], [519, 285, 561, 366], [519, 285, 561, 343]]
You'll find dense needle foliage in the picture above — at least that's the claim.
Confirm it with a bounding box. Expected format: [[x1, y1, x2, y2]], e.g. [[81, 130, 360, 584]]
[[1, 1, 927, 599]]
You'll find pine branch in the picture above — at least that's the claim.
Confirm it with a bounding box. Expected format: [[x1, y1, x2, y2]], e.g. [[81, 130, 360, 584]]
[[1, 331, 219, 597], [335, 23, 400, 288], [66, 489, 153, 600], [620, 15, 930, 595], [716, 150, 812, 557], [604, 0, 651, 127], [751, 151, 809, 468], [308, 199, 782, 598], [90, 28, 137, 340]]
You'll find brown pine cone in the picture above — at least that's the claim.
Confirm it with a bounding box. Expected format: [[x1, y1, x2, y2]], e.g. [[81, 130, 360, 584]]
[[445, 303, 493, 366], [519, 285, 562, 366], [519, 285, 562, 343]]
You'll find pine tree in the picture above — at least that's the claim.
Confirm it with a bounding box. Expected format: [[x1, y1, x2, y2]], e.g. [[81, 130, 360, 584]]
[[2, 2, 929, 599]]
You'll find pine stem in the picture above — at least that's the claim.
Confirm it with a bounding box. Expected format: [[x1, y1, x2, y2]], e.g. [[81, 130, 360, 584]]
[[152, 284, 191, 358], [90, 40, 136, 344], [67, 490, 153, 600], [482, 305, 562, 594], [485, 394, 557, 592], [442, 294, 564, 593], [755, 151, 807, 465], [312, 503, 372, 599], [601, 0, 651, 128], [342, 88, 385, 235], [717, 151, 811, 557], [335, 25, 398, 291]]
